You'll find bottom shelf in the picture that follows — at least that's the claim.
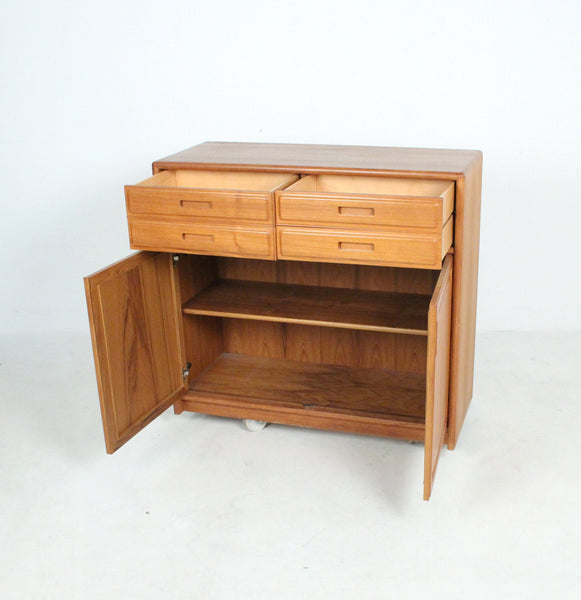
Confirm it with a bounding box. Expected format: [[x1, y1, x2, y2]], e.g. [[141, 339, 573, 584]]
[[182, 353, 427, 441]]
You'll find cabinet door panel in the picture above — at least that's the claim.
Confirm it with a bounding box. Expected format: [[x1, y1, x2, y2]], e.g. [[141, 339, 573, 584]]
[[85, 252, 184, 453], [424, 254, 453, 500]]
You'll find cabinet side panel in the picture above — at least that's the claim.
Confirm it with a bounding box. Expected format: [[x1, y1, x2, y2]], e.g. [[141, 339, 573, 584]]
[[448, 156, 482, 448], [177, 255, 224, 400]]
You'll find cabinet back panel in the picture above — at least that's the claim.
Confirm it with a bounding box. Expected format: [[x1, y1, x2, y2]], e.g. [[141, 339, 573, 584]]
[[221, 320, 427, 374], [216, 258, 437, 294]]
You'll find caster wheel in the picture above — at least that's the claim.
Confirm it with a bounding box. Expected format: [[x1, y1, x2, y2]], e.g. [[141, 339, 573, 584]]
[[243, 419, 268, 432]]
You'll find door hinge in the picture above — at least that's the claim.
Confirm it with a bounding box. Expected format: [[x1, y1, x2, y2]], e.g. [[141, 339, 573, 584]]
[[172, 254, 180, 266], [182, 362, 192, 382]]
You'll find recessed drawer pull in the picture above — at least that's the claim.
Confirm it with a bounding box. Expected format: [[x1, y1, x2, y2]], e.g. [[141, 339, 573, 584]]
[[339, 241, 375, 252], [180, 200, 212, 210], [182, 233, 214, 242], [338, 206, 375, 217]]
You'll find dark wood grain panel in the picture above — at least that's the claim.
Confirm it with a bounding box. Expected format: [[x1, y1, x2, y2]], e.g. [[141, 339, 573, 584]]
[[215, 320, 426, 373], [355, 264, 439, 294], [221, 319, 285, 359], [317, 327, 358, 366], [215, 258, 437, 295], [284, 324, 324, 364], [216, 257, 278, 282]]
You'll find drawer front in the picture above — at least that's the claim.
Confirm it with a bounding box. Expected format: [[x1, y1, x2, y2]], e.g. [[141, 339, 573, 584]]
[[129, 219, 275, 259], [126, 187, 273, 223], [277, 226, 451, 269], [276, 193, 446, 229]]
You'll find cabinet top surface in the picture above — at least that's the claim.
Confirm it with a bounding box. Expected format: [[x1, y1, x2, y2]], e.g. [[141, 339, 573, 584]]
[[153, 142, 482, 178]]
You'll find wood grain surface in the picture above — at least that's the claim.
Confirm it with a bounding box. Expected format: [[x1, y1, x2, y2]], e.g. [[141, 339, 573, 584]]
[[153, 142, 481, 177], [218, 321, 428, 374], [276, 226, 448, 269], [183, 353, 427, 440], [276, 174, 454, 229], [84, 252, 184, 452], [128, 219, 276, 260], [216, 257, 439, 294], [447, 155, 482, 448], [424, 255, 453, 499], [126, 170, 297, 224], [182, 279, 431, 335]]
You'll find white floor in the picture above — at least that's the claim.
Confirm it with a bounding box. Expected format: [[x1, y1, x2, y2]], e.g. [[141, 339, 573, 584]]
[[0, 331, 579, 599]]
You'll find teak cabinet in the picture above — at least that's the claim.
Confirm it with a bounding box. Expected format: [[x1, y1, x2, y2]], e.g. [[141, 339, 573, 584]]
[[85, 142, 482, 500]]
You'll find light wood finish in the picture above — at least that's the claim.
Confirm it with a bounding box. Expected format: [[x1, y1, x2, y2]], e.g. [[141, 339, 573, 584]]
[[276, 175, 454, 229], [126, 170, 297, 224], [152, 142, 482, 450], [173, 169, 297, 190], [128, 219, 275, 259], [182, 279, 431, 335], [277, 226, 451, 269], [153, 141, 482, 178], [183, 353, 426, 440], [441, 216, 454, 259], [84, 252, 184, 453], [86, 142, 482, 499], [446, 157, 482, 449], [424, 255, 453, 500], [134, 169, 299, 190]]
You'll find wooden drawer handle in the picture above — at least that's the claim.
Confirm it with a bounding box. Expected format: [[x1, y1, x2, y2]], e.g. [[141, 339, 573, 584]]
[[180, 200, 213, 210], [338, 206, 375, 217], [338, 241, 375, 252], [182, 233, 214, 242]]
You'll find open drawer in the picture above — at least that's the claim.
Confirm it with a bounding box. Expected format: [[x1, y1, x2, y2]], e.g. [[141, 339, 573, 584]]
[[276, 174, 454, 229], [126, 170, 298, 224]]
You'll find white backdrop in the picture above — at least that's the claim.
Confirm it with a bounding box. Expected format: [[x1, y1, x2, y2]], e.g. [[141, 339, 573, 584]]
[[1, 0, 579, 333]]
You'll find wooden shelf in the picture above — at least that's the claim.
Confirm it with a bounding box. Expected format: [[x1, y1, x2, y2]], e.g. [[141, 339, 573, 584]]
[[182, 353, 426, 440], [182, 279, 430, 335]]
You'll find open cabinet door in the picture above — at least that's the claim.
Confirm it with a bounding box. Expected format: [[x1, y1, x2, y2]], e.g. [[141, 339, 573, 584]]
[[424, 254, 453, 500], [85, 252, 185, 453]]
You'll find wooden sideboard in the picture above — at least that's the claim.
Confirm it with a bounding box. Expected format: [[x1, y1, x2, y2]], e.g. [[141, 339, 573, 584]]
[[85, 142, 482, 500]]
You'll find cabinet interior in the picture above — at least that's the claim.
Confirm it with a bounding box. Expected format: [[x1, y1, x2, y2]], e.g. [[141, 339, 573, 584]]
[[177, 254, 440, 439]]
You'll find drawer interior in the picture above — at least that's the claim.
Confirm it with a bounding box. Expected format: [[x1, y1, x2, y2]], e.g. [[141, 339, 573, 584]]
[[136, 169, 297, 192], [285, 174, 454, 199]]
